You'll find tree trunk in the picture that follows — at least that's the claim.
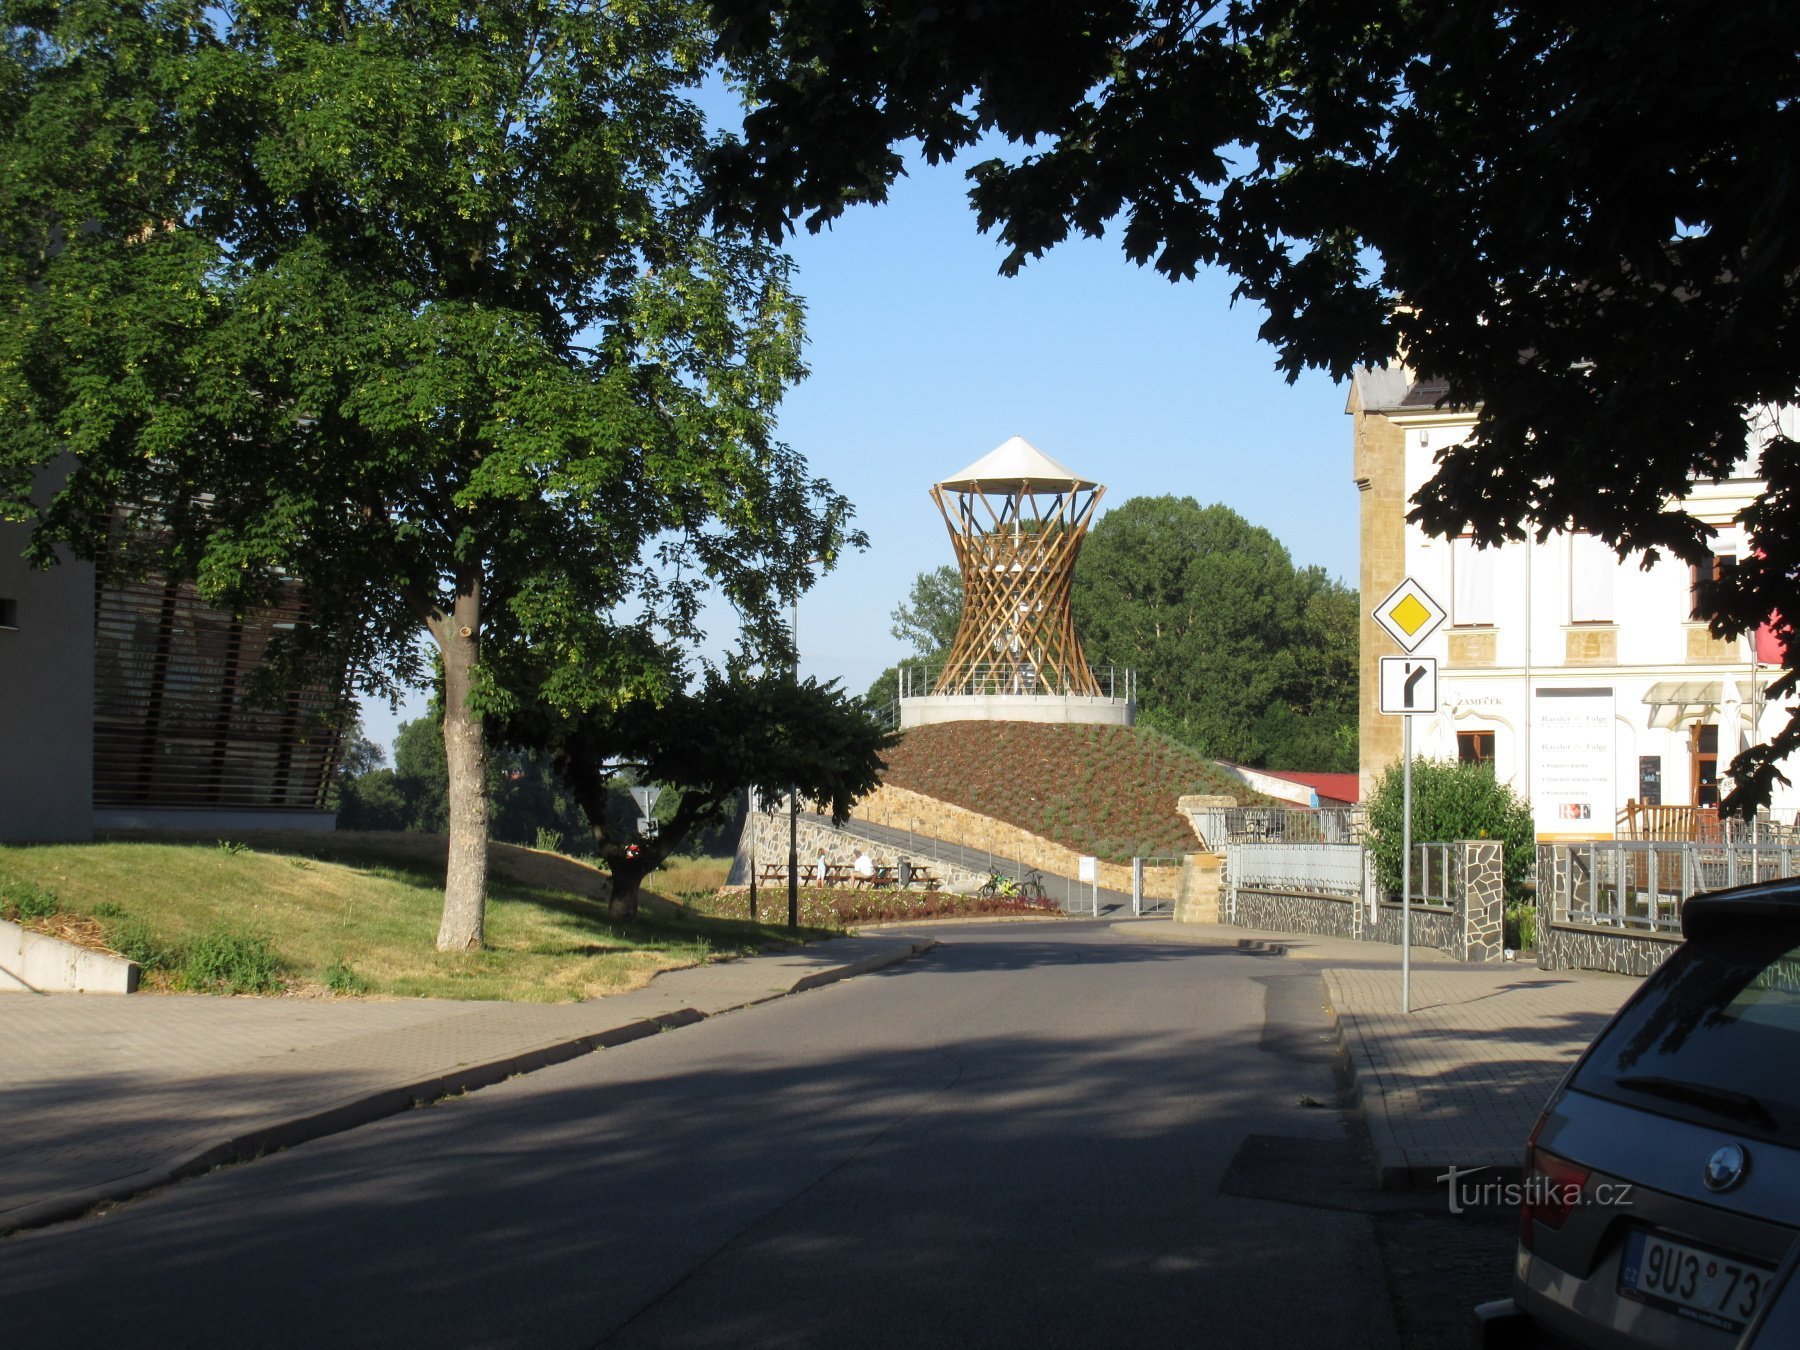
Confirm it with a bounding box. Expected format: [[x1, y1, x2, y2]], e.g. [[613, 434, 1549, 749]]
[[434, 584, 489, 951], [607, 863, 651, 923]]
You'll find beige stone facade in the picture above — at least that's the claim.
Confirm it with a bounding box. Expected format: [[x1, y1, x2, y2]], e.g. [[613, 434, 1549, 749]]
[[1350, 370, 1409, 801], [1563, 628, 1618, 666], [855, 783, 1192, 901], [1350, 371, 1798, 826]]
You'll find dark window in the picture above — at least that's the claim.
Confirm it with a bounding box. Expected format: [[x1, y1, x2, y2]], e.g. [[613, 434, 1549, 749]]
[[1458, 731, 1495, 767], [1693, 725, 1720, 808], [1638, 755, 1662, 806], [0, 597, 16, 629], [1690, 552, 1738, 621]]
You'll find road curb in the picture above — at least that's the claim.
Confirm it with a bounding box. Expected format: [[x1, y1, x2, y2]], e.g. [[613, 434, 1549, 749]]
[[1322, 970, 1524, 1190], [1320, 971, 1411, 1189], [0, 938, 937, 1239]]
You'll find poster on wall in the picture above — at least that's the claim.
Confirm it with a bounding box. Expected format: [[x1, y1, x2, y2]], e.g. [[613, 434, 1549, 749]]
[[1531, 687, 1616, 839]]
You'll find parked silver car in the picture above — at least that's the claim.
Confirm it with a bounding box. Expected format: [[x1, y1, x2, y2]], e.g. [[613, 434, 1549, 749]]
[[1478, 879, 1799, 1348]]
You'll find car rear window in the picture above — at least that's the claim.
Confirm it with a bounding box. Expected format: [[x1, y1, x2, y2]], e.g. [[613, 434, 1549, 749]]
[[1573, 922, 1800, 1145]]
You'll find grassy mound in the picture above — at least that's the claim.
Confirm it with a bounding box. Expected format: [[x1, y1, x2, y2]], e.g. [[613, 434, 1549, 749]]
[[880, 721, 1266, 862], [0, 833, 807, 1001]]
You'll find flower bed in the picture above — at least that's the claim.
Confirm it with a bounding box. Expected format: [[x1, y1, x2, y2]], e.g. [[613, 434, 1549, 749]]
[[687, 886, 1056, 927]]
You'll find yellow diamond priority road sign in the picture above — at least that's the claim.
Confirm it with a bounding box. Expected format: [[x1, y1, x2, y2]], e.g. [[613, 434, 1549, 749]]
[[1373, 577, 1447, 653]]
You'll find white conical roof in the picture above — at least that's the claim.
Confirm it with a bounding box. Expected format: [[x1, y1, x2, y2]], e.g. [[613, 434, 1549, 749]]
[[936, 436, 1098, 493]]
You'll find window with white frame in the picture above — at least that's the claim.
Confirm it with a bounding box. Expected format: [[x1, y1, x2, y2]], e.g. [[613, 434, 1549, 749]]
[[1451, 536, 1497, 627], [1569, 532, 1614, 623]]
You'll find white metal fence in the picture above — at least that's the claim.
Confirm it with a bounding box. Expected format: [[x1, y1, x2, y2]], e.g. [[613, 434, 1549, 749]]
[[1226, 840, 1366, 899], [1408, 842, 1457, 908], [1549, 840, 1800, 934], [1217, 807, 1361, 844], [897, 662, 1137, 701]]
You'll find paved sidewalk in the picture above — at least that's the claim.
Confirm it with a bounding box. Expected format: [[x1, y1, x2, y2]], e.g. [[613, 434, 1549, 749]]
[[0, 934, 933, 1237], [1323, 962, 1638, 1185], [1123, 919, 1643, 1188]]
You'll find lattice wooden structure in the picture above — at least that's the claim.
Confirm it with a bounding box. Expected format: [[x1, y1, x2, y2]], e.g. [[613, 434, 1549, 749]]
[[930, 437, 1105, 697]]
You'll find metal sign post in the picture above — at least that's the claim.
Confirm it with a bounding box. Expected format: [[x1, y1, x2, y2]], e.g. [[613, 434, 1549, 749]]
[[1079, 855, 1099, 916], [1402, 716, 1413, 1014], [1378, 655, 1440, 1015], [1373, 581, 1447, 1016], [629, 784, 662, 824]]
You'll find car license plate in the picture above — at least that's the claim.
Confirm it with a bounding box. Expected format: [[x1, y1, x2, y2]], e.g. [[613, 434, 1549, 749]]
[[1619, 1229, 1774, 1334]]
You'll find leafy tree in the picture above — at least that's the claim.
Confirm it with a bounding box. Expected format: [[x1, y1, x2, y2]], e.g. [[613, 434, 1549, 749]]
[[704, 0, 1800, 810], [1253, 704, 1356, 776], [336, 712, 593, 850], [1365, 758, 1536, 905], [1070, 496, 1356, 765], [866, 563, 964, 711], [501, 668, 893, 919], [1, 1, 857, 949], [334, 722, 387, 783], [890, 565, 963, 657]]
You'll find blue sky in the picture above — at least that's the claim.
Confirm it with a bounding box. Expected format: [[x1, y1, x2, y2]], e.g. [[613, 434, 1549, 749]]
[[358, 154, 1357, 756]]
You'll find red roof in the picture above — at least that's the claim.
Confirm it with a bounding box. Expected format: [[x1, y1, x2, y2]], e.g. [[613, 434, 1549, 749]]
[[1255, 770, 1360, 804]]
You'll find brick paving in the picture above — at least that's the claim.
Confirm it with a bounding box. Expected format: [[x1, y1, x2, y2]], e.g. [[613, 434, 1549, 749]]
[[1124, 919, 1643, 1186], [1324, 963, 1639, 1183], [0, 934, 932, 1235]]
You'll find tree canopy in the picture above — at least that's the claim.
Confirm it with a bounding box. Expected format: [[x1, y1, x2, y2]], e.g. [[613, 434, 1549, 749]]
[[705, 0, 1800, 808], [1070, 496, 1357, 768], [865, 563, 963, 711], [2, 0, 859, 948], [498, 667, 893, 919], [1365, 758, 1536, 907], [889, 563, 963, 658]]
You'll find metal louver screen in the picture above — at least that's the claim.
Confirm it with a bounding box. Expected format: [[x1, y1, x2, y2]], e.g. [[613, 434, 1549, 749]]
[[92, 577, 347, 811]]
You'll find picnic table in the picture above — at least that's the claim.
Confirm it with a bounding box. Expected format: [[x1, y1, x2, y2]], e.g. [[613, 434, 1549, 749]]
[[755, 860, 940, 890]]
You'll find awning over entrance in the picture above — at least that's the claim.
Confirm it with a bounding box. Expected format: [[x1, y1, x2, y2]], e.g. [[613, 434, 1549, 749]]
[[1642, 680, 1723, 730]]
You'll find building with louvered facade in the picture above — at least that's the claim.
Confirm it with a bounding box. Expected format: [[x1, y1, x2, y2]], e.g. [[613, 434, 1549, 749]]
[[2, 503, 348, 843]]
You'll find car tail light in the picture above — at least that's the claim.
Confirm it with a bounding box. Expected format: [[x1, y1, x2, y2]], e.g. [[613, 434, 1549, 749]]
[[1520, 1138, 1591, 1250]]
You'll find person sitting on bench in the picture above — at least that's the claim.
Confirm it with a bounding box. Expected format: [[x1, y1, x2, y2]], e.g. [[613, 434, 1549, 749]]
[[852, 850, 876, 883]]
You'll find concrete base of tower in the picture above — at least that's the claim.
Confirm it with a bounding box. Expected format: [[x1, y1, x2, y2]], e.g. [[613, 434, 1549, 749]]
[[897, 694, 1135, 729]]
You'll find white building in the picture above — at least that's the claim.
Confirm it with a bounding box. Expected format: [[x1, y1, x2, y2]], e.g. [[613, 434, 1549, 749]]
[[1351, 366, 1798, 837]]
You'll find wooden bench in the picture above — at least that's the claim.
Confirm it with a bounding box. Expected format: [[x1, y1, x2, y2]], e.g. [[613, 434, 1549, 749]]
[[1616, 801, 1724, 842]]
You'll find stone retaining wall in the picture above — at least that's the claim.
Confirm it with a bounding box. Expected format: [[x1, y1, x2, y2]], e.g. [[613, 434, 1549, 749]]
[[853, 783, 1186, 901], [729, 812, 990, 893], [1226, 839, 1504, 963], [1368, 900, 1460, 953], [1231, 888, 1360, 941], [1536, 922, 1680, 977], [1173, 854, 1223, 924], [1534, 845, 1682, 977]]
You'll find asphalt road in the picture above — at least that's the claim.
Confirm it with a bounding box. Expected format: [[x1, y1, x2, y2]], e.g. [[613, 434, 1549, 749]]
[[0, 922, 1404, 1348]]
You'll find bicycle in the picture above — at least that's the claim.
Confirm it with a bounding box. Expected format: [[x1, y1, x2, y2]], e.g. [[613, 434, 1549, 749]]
[[975, 871, 1019, 900], [1015, 869, 1050, 907]]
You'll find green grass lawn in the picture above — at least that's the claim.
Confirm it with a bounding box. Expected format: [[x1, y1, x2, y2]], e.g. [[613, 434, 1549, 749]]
[[0, 831, 824, 1002]]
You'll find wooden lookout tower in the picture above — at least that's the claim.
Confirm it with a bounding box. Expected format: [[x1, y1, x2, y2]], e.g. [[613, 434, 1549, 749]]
[[900, 437, 1134, 728]]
